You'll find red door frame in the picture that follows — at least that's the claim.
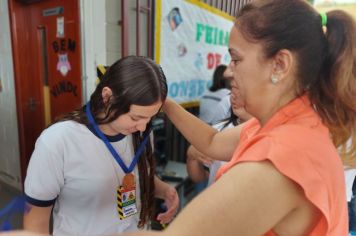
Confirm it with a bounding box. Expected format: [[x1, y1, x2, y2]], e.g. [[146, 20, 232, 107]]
[[8, 0, 82, 181]]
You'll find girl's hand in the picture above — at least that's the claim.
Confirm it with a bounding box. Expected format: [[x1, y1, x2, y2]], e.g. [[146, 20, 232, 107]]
[[156, 185, 179, 224]]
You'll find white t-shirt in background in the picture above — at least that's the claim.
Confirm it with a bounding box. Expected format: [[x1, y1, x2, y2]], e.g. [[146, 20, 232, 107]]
[[199, 88, 230, 125]]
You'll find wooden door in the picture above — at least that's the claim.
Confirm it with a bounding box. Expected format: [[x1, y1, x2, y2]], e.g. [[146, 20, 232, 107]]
[[9, 0, 82, 181]]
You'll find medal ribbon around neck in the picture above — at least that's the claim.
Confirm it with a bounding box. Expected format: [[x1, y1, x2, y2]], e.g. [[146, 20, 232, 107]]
[[86, 101, 150, 173]]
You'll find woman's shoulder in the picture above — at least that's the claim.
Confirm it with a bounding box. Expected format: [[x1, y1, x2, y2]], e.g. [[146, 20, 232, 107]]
[[270, 121, 330, 148]]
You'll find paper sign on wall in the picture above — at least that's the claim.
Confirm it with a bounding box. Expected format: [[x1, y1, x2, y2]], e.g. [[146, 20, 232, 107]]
[[56, 16, 65, 38]]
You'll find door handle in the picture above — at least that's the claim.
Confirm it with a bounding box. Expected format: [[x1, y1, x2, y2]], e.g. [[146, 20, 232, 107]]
[[27, 97, 40, 111]]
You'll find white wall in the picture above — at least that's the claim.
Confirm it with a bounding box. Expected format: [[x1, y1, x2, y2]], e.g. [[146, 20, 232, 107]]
[[80, 0, 107, 101], [315, 0, 356, 5], [0, 0, 22, 190], [80, 0, 147, 97], [106, 0, 122, 64], [105, 0, 149, 65], [80, 0, 150, 98], [80, 0, 145, 100]]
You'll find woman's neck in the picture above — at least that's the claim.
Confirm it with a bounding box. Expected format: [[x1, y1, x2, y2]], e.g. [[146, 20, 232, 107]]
[[257, 92, 297, 127]]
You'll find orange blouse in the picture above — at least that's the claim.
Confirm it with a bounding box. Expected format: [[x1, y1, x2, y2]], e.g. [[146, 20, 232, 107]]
[[216, 95, 348, 235]]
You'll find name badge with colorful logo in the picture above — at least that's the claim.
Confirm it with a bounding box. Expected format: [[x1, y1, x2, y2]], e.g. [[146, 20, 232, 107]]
[[117, 173, 137, 219]]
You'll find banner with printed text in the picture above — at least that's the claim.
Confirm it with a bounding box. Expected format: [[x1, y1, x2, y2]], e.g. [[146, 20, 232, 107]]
[[154, 0, 234, 104], [314, 0, 356, 5]]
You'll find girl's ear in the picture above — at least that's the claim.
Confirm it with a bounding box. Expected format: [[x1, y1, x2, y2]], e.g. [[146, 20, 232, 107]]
[[102, 87, 113, 105]]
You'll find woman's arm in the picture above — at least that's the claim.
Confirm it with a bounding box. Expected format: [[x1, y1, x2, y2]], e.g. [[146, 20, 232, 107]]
[[186, 145, 210, 183], [9, 162, 320, 236], [23, 204, 52, 234], [125, 161, 320, 236], [163, 98, 243, 161]]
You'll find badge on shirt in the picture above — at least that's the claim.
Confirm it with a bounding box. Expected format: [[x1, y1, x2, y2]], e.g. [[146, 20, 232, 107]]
[[117, 173, 138, 219]]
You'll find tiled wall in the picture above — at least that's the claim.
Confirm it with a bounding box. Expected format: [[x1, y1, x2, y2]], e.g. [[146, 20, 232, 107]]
[[0, 0, 22, 190]]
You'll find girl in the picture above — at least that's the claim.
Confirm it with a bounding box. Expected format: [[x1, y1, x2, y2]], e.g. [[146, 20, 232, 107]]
[[23, 56, 178, 235]]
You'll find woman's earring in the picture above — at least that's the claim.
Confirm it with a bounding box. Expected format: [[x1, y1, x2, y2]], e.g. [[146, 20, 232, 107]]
[[271, 75, 279, 84]]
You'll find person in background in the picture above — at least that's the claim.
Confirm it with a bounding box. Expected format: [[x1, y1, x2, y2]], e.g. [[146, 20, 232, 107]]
[[199, 64, 231, 125], [207, 66, 235, 125], [342, 139, 356, 236], [23, 56, 179, 235], [187, 80, 252, 186], [346, 166, 356, 236]]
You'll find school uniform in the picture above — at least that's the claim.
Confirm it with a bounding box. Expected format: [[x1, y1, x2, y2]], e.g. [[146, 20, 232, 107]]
[[25, 121, 143, 235]]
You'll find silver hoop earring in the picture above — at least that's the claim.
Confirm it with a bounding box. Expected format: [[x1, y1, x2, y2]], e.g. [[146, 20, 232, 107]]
[[271, 75, 279, 84]]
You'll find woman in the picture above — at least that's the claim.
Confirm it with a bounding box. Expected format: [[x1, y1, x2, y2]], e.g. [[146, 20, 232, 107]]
[[127, 0, 356, 235], [23, 56, 179, 235]]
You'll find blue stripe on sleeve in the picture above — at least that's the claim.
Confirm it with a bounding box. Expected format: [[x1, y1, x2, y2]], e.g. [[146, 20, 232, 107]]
[[25, 194, 56, 207]]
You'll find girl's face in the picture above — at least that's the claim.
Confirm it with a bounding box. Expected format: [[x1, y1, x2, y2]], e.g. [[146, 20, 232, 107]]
[[228, 26, 273, 118], [102, 102, 162, 135]]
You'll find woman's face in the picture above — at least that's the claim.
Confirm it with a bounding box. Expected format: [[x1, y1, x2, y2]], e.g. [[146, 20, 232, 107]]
[[228, 26, 273, 118], [230, 82, 253, 122], [104, 101, 162, 135]]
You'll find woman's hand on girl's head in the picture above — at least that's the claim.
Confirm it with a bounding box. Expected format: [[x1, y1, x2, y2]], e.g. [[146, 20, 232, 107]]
[[162, 97, 175, 112], [156, 185, 179, 225]]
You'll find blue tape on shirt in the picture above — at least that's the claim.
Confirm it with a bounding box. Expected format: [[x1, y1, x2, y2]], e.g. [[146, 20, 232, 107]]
[[0, 196, 27, 231]]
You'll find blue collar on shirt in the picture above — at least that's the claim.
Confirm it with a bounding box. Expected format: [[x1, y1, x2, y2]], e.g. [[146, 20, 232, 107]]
[[86, 124, 126, 142]]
